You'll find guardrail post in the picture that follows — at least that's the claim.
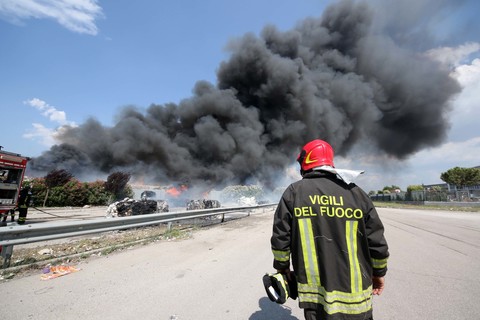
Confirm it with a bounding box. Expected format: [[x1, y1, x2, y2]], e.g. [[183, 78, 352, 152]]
[[167, 222, 172, 232], [1, 245, 14, 269]]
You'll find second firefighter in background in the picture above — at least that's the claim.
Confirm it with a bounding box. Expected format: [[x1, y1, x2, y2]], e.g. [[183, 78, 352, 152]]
[[17, 185, 33, 225]]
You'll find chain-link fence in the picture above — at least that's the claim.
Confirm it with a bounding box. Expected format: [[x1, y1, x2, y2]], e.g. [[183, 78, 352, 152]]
[[371, 188, 480, 202]]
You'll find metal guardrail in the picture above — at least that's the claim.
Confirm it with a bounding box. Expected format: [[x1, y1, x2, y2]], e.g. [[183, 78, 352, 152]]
[[0, 204, 276, 268]]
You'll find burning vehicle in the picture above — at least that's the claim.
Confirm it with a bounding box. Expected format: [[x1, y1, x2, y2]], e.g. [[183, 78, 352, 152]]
[[140, 190, 169, 212], [106, 197, 169, 217], [140, 190, 157, 201]]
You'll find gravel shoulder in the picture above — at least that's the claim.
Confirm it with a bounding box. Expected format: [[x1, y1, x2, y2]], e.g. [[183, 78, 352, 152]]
[[1, 207, 265, 281]]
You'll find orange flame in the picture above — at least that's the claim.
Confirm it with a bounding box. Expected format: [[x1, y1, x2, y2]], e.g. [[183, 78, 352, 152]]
[[166, 184, 188, 197]]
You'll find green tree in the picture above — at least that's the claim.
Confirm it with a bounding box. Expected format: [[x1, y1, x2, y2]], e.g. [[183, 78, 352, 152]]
[[383, 185, 401, 193], [44, 169, 74, 187], [440, 167, 480, 188], [407, 185, 423, 192], [104, 171, 132, 201], [43, 169, 74, 206]]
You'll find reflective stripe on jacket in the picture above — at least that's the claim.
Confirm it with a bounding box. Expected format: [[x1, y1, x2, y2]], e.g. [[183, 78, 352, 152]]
[[271, 171, 389, 319]]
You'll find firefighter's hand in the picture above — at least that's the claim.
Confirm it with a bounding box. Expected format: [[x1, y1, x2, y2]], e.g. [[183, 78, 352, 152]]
[[276, 268, 290, 275], [277, 269, 293, 281], [372, 276, 385, 295]]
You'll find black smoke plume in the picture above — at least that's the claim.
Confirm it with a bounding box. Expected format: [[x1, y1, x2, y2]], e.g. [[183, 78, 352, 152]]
[[29, 0, 461, 189]]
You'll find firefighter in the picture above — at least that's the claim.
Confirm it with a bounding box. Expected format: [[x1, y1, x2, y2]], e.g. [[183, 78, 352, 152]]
[[17, 185, 33, 225], [271, 139, 389, 320]]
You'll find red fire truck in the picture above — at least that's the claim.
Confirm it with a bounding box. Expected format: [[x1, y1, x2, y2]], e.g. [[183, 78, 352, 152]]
[[0, 148, 30, 227]]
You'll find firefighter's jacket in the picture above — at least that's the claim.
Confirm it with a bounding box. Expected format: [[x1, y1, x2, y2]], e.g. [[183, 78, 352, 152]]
[[271, 171, 389, 319], [18, 188, 32, 209]]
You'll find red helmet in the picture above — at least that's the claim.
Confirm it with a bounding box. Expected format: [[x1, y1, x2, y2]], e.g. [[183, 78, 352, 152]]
[[297, 139, 335, 172]]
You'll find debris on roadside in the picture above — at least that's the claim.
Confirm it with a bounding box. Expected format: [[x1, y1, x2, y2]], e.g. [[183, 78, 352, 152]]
[[41, 265, 80, 280], [238, 196, 257, 206], [38, 248, 53, 255], [106, 198, 169, 217], [0, 273, 15, 280], [186, 199, 221, 210]]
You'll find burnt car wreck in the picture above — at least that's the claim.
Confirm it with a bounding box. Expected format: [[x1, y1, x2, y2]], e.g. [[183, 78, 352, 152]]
[[106, 197, 169, 217]]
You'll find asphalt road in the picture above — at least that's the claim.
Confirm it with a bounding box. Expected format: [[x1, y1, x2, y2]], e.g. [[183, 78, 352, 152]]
[[1, 207, 480, 320]]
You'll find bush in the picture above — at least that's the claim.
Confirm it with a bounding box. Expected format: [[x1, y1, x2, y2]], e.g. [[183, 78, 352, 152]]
[[105, 171, 132, 201], [86, 180, 112, 205], [26, 177, 117, 207]]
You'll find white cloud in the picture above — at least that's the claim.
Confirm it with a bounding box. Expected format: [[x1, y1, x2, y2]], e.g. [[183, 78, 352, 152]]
[[339, 136, 480, 192], [23, 98, 77, 147], [448, 54, 480, 141], [454, 58, 480, 86], [22, 123, 57, 147], [426, 42, 480, 67], [24, 98, 76, 126], [411, 137, 480, 169], [0, 0, 103, 35]]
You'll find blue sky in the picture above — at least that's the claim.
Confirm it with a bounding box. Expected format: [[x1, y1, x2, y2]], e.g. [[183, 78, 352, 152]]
[[1, 0, 327, 151], [1, 0, 479, 192]]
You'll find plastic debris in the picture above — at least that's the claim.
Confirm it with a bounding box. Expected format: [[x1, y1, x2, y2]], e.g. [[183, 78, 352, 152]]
[[0, 273, 15, 280], [38, 248, 53, 255], [41, 265, 80, 280]]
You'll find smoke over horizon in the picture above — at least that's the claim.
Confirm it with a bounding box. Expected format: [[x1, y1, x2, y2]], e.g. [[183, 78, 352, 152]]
[[28, 0, 461, 191]]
